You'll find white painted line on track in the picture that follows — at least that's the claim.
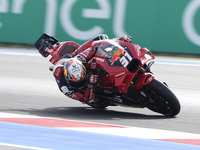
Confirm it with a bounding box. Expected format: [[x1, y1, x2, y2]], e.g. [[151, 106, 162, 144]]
[[62, 127, 200, 139], [0, 143, 52, 150], [0, 112, 42, 118], [0, 48, 40, 56]]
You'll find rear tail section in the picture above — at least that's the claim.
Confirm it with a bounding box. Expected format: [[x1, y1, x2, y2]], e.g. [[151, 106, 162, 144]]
[[34, 33, 58, 57]]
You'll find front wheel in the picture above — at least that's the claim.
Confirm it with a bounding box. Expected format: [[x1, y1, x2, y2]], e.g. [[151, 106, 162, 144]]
[[141, 79, 181, 116]]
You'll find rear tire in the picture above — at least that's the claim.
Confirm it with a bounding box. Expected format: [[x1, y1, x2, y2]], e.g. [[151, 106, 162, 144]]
[[141, 79, 181, 116]]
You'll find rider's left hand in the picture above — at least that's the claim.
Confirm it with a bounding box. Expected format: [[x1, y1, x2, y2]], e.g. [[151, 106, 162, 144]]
[[119, 35, 132, 43]]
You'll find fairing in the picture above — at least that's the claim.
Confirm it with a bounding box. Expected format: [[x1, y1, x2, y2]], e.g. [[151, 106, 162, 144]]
[[90, 40, 155, 93]]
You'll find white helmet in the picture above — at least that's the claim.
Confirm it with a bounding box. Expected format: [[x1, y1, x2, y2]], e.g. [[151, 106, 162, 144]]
[[63, 58, 86, 88]]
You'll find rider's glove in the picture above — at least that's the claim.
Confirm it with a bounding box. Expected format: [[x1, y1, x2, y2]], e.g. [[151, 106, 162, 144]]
[[119, 35, 132, 43], [89, 75, 98, 84]]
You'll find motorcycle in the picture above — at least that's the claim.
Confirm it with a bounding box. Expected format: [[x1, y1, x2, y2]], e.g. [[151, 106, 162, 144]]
[[34, 33, 181, 117]]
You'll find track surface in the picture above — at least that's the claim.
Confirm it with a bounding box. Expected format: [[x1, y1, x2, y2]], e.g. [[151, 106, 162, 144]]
[[0, 49, 200, 135]]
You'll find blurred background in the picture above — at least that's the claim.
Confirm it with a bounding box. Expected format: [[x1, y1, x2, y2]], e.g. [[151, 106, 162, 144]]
[[0, 0, 200, 55]]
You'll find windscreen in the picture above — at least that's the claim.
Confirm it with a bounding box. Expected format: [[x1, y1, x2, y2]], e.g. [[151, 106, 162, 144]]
[[96, 40, 126, 59]]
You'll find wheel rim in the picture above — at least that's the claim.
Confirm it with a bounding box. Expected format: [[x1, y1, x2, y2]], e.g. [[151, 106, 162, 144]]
[[141, 89, 173, 116]]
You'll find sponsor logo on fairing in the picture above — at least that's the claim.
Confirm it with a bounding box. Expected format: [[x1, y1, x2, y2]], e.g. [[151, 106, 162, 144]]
[[90, 62, 97, 69], [96, 57, 104, 62]]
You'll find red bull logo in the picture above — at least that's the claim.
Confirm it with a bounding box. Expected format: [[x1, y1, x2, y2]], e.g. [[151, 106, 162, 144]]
[[109, 48, 125, 65]]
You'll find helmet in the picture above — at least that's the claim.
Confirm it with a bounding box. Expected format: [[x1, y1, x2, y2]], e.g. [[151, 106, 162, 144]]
[[63, 58, 86, 88]]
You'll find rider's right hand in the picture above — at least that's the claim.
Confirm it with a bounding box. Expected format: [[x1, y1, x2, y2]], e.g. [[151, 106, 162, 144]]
[[89, 75, 98, 84]]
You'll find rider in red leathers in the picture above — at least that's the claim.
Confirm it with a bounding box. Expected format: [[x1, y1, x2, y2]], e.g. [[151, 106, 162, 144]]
[[53, 34, 132, 104]]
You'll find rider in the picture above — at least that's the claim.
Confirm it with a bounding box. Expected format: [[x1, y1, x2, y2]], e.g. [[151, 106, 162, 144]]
[[53, 34, 132, 104]]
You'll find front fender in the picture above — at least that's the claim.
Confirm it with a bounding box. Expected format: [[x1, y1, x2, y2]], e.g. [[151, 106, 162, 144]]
[[134, 72, 154, 90]]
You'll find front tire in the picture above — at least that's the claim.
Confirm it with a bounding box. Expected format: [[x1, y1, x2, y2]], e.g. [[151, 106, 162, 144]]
[[141, 79, 181, 116]]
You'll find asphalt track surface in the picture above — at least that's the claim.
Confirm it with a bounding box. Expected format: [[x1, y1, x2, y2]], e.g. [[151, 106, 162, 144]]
[[0, 48, 200, 146]]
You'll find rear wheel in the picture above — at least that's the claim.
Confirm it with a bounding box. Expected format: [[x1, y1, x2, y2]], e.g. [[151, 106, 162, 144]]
[[141, 79, 181, 116]]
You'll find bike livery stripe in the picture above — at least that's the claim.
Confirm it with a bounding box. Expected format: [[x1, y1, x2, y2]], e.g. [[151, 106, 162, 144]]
[[0, 112, 200, 148]]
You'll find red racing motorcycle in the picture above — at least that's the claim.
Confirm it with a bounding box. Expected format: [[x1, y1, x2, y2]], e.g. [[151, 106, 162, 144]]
[[34, 33, 181, 116]]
